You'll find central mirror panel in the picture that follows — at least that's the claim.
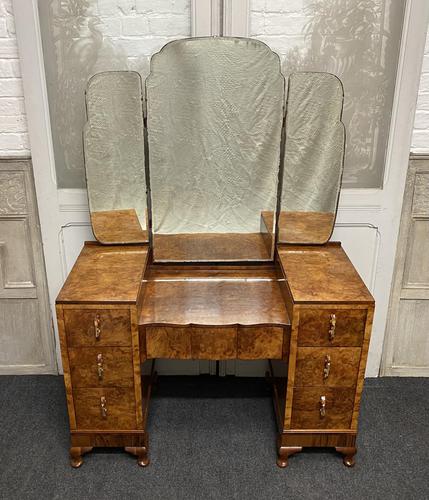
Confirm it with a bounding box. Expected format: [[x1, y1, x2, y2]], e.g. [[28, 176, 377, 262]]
[[146, 38, 284, 262]]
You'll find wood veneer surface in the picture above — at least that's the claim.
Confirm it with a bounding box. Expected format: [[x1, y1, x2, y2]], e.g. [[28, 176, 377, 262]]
[[277, 244, 374, 304], [140, 265, 289, 327], [91, 209, 148, 244], [262, 211, 335, 244], [153, 233, 272, 261], [57, 243, 149, 304]]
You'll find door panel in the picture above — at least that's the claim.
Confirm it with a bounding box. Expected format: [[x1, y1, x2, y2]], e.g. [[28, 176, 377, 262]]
[[383, 157, 429, 375], [0, 160, 56, 373]]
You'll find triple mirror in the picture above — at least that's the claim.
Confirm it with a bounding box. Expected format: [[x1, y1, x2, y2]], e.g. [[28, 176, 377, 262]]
[[83, 37, 345, 261]]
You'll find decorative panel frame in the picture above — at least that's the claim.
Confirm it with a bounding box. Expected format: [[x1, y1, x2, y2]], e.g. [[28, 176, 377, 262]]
[[0, 160, 56, 373]]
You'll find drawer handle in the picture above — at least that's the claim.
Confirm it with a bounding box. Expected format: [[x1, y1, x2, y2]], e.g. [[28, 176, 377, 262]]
[[100, 396, 108, 418], [323, 354, 331, 379], [328, 314, 336, 341], [94, 314, 101, 340], [319, 395, 326, 418], [96, 353, 104, 381]]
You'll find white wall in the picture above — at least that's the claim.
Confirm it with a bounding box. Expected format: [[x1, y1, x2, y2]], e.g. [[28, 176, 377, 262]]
[[411, 30, 429, 152], [0, 0, 28, 156]]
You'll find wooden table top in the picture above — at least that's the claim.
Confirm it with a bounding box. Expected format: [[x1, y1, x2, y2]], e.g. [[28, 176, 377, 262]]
[[140, 264, 290, 327], [277, 243, 374, 304], [56, 243, 149, 304], [153, 233, 272, 261], [91, 209, 148, 245], [261, 211, 335, 244]]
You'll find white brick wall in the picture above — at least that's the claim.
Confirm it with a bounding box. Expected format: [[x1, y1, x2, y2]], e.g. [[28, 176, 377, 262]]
[[0, 0, 29, 157], [0, 1, 427, 159], [250, 0, 307, 58], [411, 30, 429, 153]]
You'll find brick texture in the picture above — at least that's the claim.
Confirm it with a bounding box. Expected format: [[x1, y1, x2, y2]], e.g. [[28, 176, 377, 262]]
[[0, 0, 29, 156], [0, 0, 191, 160]]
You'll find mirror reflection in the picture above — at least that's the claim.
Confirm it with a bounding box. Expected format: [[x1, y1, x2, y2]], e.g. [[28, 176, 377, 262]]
[[146, 38, 285, 262], [83, 71, 148, 244], [280, 72, 345, 244]]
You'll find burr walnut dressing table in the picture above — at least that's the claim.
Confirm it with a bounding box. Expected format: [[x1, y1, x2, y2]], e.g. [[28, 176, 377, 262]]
[[56, 38, 374, 469]]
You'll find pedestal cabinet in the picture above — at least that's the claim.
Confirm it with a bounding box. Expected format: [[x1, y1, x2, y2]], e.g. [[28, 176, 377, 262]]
[[56, 244, 150, 467], [274, 244, 374, 467]]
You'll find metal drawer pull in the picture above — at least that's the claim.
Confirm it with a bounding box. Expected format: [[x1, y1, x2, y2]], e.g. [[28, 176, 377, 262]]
[[328, 314, 336, 341], [96, 353, 104, 380], [323, 354, 331, 379], [94, 314, 101, 340], [319, 395, 326, 418], [100, 396, 108, 418]]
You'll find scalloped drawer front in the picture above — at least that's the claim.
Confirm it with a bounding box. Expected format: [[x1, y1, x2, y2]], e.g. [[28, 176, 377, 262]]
[[238, 326, 284, 359]]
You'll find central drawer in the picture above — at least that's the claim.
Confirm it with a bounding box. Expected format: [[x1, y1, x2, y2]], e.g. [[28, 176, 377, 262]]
[[68, 347, 134, 388], [74, 387, 137, 430], [145, 325, 285, 360], [237, 326, 284, 360]]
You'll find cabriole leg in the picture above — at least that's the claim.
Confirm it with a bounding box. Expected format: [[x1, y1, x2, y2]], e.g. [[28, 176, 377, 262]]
[[277, 446, 302, 468], [125, 445, 150, 467]]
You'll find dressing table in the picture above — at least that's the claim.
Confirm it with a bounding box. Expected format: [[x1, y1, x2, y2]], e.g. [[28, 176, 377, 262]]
[[56, 37, 374, 469]]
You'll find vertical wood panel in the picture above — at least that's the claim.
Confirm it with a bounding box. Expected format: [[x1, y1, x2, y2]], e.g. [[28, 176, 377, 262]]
[[383, 156, 429, 375], [0, 160, 56, 374]]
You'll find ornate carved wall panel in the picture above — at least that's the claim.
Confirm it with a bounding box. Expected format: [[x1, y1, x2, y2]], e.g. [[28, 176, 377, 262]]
[[38, 0, 192, 188], [0, 160, 56, 374]]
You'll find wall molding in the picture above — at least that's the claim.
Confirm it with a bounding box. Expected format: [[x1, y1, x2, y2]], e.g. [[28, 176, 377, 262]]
[[223, 0, 249, 37], [191, 0, 222, 37]]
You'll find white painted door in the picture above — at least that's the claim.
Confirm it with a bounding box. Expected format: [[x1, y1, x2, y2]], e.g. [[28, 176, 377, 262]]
[[12, 0, 429, 376]]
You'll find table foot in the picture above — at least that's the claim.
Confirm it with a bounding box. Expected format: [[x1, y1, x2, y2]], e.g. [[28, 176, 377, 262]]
[[70, 447, 93, 468], [277, 446, 302, 468], [336, 446, 357, 467], [125, 446, 150, 467]]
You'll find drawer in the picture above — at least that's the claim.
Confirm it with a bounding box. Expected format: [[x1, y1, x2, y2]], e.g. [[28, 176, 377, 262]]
[[294, 347, 361, 388], [146, 326, 191, 359], [238, 326, 284, 360], [64, 309, 131, 347], [191, 327, 236, 359], [290, 387, 355, 430], [68, 347, 134, 388], [298, 309, 367, 347], [74, 387, 136, 430]]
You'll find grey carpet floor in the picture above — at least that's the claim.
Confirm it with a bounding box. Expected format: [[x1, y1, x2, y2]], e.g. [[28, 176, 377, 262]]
[[0, 375, 428, 500]]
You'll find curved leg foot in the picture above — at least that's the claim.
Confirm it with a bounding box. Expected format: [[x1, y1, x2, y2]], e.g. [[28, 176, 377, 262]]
[[277, 446, 302, 468], [70, 447, 93, 468], [336, 447, 357, 467], [125, 446, 150, 467]]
